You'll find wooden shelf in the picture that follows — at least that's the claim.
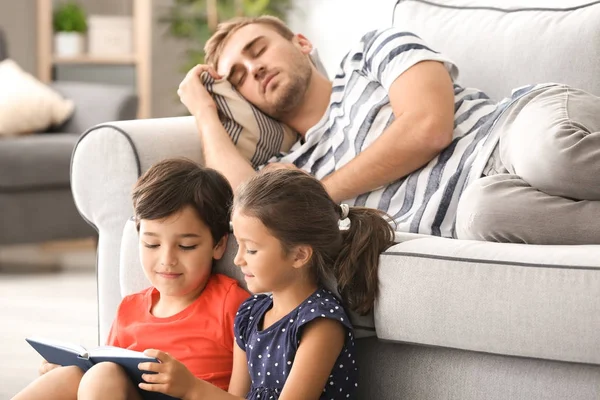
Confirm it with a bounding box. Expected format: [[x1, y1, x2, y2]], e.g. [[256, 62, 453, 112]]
[[53, 55, 138, 65], [37, 0, 152, 118]]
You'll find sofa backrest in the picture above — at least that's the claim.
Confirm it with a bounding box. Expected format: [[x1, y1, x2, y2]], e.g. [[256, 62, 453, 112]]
[[0, 28, 7, 61], [393, 0, 600, 100]]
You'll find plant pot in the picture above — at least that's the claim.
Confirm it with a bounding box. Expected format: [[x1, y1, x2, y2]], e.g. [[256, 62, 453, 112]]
[[54, 32, 85, 57]]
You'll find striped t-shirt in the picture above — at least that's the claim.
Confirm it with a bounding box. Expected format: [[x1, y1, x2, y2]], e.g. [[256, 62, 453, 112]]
[[269, 28, 541, 238]]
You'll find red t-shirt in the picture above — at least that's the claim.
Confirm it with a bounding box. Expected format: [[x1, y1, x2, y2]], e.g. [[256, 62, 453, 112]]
[[106, 273, 249, 390]]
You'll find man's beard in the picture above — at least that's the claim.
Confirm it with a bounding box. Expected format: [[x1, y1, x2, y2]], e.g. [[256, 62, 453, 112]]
[[264, 61, 312, 120]]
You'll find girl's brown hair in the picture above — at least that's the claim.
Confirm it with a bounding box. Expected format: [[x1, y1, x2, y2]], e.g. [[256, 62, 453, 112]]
[[132, 158, 233, 244], [233, 169, 395, 315]]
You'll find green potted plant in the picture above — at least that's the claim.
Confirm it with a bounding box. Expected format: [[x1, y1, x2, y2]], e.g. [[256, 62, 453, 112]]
[[53, 1, 88, 57]]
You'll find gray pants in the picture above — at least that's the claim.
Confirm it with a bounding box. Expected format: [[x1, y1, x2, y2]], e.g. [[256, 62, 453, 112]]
[[456, 85, 600, 245]]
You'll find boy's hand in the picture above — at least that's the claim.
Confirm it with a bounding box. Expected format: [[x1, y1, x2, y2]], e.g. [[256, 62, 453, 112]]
[[38, 359, 60, 375], [138, 349, 201, 399]]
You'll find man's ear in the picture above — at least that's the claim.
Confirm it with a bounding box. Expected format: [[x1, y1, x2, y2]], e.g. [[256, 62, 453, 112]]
[[293, 33, 313, 55], [291, 244, 313, 269], [212, 234, 228, 260]]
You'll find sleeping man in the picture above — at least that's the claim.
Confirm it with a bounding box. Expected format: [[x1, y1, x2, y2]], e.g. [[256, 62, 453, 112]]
[[177, 15, 600, 245]]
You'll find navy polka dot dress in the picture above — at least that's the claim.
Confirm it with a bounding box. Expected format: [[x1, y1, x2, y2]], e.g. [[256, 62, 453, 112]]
[[234, 288, 359, 399]]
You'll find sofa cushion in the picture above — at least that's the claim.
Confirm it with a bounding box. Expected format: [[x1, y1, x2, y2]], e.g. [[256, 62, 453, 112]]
[[0, 59, 74, 136], [393, 0, 600, 100], [0, 133, 79, 191], [375, 237, 600, 365]]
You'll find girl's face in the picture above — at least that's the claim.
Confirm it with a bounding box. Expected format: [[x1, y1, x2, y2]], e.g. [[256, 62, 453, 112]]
[[231, 209, 301, 294], [139, 205, 226, 299]]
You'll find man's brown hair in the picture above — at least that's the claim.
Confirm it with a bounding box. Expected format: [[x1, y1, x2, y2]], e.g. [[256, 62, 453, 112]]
[[132, 158, 233, 245], [204, 15, 294, 69]]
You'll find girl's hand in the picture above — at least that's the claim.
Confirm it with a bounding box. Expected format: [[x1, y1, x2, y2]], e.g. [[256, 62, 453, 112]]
[[38, 359, 60, 375], [177, 64, 221, 121], [138, 349, 200, 399]]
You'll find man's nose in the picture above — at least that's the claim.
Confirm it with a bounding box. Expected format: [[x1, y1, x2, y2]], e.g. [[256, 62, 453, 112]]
[[249, 63, 266, 81]]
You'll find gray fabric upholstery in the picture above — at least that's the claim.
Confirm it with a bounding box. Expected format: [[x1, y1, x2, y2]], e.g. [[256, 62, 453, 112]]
[[0, 133, 78, 190], [51, 82, 138, 134], [377, 238, 600, 364], [0, 188, 94, 245], [356, 338, 600, 400], [393, 0, 600, 100]]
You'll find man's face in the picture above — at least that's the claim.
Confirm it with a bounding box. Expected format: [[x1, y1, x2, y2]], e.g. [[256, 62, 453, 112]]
[[217, 24, 313, 120]]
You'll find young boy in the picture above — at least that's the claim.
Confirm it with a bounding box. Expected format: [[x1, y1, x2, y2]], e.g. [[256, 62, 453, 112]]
[[13, 158, 249, 400]]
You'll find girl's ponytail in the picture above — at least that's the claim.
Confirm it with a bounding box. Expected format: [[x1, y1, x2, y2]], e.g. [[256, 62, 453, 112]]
[[333, 206, 395, 315]]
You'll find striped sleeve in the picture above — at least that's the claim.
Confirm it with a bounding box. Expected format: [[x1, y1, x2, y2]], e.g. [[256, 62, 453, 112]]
[[360, 28, 459, 91]]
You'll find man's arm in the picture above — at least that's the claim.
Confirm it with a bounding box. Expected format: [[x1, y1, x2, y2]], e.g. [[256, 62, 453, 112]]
[[322, 60, 455, 203], [196, 112, 257, 191], [178, 64, 257, 191]]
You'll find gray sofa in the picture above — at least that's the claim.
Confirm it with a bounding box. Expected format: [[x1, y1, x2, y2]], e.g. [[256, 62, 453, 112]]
[[0, 27, 137, 247], [71, 0, 600, 398]]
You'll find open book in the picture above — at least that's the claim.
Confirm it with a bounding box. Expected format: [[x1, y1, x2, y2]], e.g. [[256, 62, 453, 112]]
[[26, 337, 177, 400]]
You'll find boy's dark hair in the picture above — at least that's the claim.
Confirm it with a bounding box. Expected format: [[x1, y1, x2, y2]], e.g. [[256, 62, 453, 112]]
[[233, 169, 395, 315], [132, 158, 233, 244]]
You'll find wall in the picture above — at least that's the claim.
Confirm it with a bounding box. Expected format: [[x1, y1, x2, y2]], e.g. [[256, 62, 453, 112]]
[[0, 1, 37, 75], [287, 0, 396, 77], [150, 0, 189, 118]]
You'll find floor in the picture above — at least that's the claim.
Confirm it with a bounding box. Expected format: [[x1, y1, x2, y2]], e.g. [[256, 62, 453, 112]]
[[0, 250, 97, 399]]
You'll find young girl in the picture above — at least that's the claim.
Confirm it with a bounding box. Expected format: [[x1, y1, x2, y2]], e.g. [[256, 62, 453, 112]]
[[13, 158, 250, 400], [137, 169, 395, 400]]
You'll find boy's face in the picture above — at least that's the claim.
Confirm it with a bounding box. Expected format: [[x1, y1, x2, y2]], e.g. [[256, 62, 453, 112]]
[[217, 23, 314, 120], [231, 209, 305, 294], [139, 205, 226, 299]]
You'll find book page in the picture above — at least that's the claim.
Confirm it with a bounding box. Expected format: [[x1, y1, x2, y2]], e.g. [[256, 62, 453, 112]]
[[90, 346, 155, 359]]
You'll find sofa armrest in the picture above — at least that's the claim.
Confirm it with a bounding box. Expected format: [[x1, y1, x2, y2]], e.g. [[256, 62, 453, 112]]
[[52, 82, 138, 134], [71, 116, 200, 343]]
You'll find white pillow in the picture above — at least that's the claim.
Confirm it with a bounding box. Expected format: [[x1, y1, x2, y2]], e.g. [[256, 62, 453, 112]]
[[0, 59, 74, 136]]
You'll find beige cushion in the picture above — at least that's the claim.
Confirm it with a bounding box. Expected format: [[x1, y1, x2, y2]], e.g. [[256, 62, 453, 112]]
[[202, 71, 298, 168], [0, 59, 74, 136]]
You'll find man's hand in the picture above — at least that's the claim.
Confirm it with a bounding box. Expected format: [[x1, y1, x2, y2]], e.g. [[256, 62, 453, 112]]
[[177, 64, 221, 121], [138, 349, 200, 399], [38, 359, 60, 376], [178, 65, 258, 193]]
